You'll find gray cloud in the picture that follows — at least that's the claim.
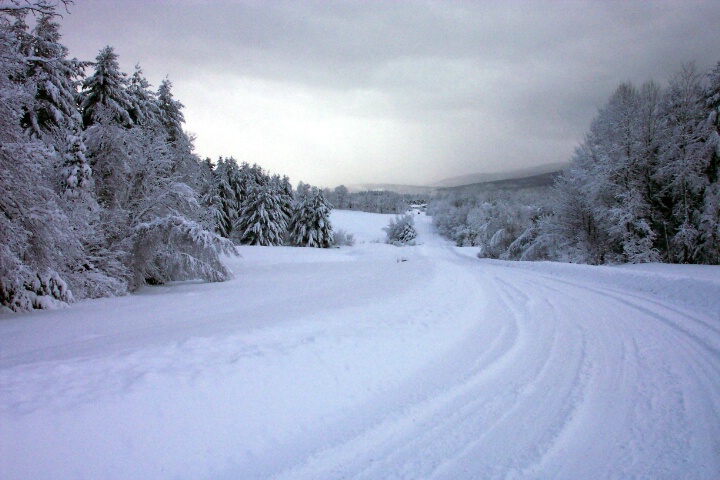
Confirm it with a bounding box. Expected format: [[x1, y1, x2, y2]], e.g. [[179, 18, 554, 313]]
[[61, 0, 720, 186]]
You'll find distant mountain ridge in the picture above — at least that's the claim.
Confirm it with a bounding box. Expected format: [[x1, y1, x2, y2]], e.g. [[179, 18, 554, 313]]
[[344, 162, 569, 194], [431, 162, 569, 188], [345, 183, 435, 195], [437, 170, 562, 197]]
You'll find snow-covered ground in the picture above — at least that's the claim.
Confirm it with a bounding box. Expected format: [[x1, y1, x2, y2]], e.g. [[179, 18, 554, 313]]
[[1, 210, 719, 479]]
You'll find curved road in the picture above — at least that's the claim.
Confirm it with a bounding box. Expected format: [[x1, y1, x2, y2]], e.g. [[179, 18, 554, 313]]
[[1, 213, 719, 479], [273, 216, 720, 479]]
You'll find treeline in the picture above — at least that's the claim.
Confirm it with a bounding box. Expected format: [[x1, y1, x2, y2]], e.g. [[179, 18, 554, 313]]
[[0, 2, 332, 312], [430, 61, 720, 265], [429, 191, 551, 259], [202, 160, 332, 248], [325, 185, 423, 214]]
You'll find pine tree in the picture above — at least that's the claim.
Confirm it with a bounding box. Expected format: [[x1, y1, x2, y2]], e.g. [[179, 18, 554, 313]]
[[80, 46, 134, 128], [56, 128, 128, 300], [0, 4, 82, 310], [275, 174, 294, 223], [59, 131, 93, 198], [236, 183, 288, 246], [127, 64, 160, 127], [154, 76, 203, 190], [197, 157, 219, 229], [21, 12, 85, 138], [289, 188, 334, 248], [1, 6, 239, 308], [156, 77, 185, 146], [295, 181, 312, 199], [81, 46, 236, 290], [209, 157, 239, 238], [20, 12, 129, 297]]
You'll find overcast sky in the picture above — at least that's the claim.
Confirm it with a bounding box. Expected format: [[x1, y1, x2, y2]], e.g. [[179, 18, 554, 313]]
[[59, 0, 720, 188]]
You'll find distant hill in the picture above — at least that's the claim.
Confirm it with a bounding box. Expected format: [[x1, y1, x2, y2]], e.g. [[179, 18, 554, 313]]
[[437, 170, 562, 197], [344, 163, 569, 197], [432, 162, 569, 188], [345, 183, 436, 196]]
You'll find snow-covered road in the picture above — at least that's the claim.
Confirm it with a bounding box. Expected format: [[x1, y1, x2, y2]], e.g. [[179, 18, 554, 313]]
[[1, 211, 719, 479]]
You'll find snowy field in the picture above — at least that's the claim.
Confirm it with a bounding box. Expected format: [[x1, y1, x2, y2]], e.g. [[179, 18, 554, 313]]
[[1, 210, 719, 479]]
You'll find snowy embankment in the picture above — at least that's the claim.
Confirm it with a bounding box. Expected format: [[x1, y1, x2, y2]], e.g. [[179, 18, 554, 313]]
[[1, 210, 719, 479]]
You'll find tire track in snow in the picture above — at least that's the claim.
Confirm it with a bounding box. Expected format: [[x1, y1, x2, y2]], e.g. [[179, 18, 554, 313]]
[[270, 262, 529, 479], [495, 269, 646, 478], [427, 273, 591, 479], [526, 270, 720, 359], [278, 246, 720, 479], [272, 248, 593, 479], [518, 269, 720, 470], [487, 265, 720, 479]]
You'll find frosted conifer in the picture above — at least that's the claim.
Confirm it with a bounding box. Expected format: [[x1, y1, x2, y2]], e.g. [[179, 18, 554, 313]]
[[21, 13, 84, 138], [236, 184, 288, 246], [210, 157, 239, 238], [60, 131, 93, 198], [80, 46, 134, 128], [127, 65, 160, 127], [289, 188, 334, 248], [157, 77, 185, 145]]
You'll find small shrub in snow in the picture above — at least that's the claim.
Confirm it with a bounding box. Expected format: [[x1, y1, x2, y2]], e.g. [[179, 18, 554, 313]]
[[0, 271, 74, 312], [332, 229, 355, 247], [384, 214, 418, 245]]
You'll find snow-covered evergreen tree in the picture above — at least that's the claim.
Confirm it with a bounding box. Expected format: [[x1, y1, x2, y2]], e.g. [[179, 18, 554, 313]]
[[120, 116, 235, 289], [80, 46, 133, 128], [0, 4, 246, 309], [80, 46, 237, 291], [156, 77, 185, 146], [236, 183, 288, 246], [295, 181, 312, 199], [197, 156, 220, 229], [276, 175, 295, 222], [236, 163, 267, 202], [127, 65, 160, 127], [20, 12, 84, 139], [289, 188, 334, 248], [0, 120, 80, 310], [0, 3, 84, 310], [208, 157, 240, 238], [59, 131, 93, 198]]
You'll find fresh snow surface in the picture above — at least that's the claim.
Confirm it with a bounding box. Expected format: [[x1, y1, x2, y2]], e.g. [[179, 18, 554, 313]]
[[1, 210, 719, 479]]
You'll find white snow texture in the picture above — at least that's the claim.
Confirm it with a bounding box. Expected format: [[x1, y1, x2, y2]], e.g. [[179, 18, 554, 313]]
[[1, 210, 719, 479]]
